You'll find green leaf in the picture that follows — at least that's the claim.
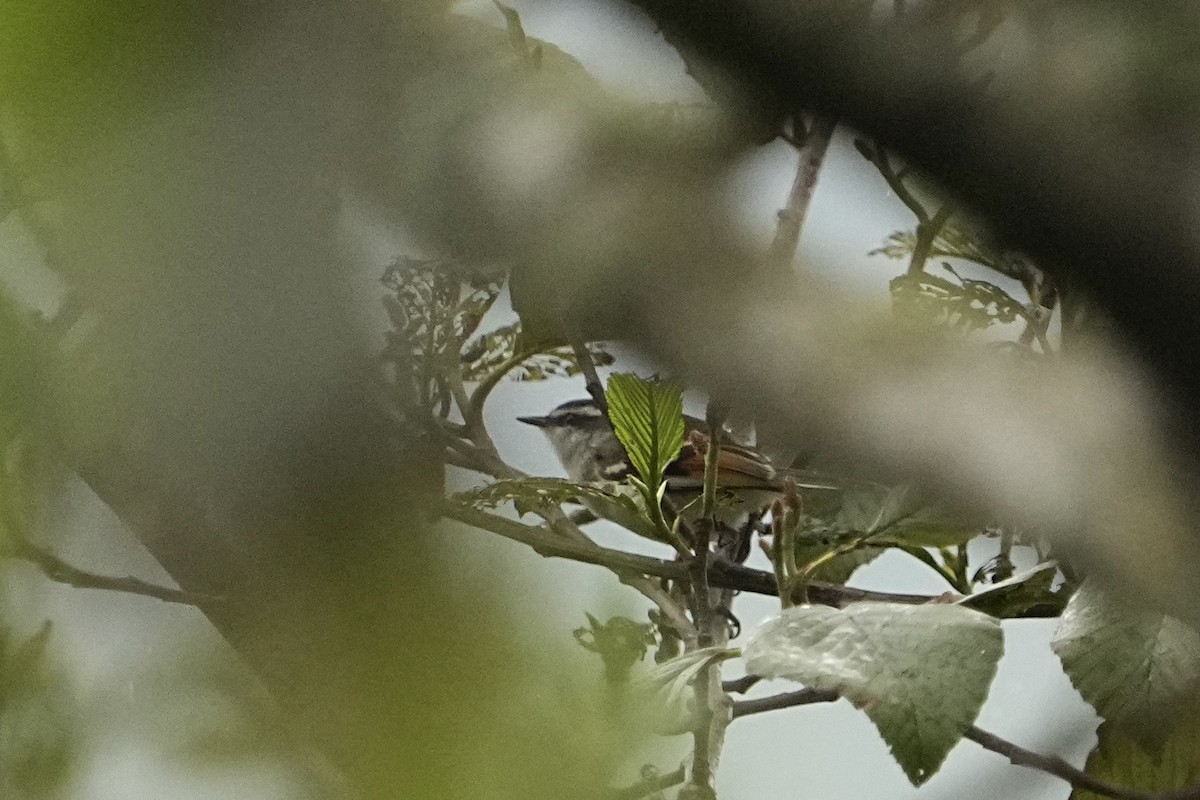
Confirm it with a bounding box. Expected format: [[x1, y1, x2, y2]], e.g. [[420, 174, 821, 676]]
[[1051, 581, 1200, 755], [793, 543, 884, 585], [958, 563, 1065, 619], [604, 374, 685, 490], [839, 485, 980, 548], [452, 477, 658, 540], [743, 602, 1003, 786], [1071, 720, 1200, 800]]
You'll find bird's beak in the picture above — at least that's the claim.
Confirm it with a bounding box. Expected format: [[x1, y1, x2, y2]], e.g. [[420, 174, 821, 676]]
[[517, 415, 550, 428]]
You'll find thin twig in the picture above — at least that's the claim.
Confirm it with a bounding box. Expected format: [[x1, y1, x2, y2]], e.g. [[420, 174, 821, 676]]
[[612, 764, 687, 800], [568, 335, 610, 420], [10, 537, 217, 606], [724, 687, 1200, 800], [872, 146, 931, 224], [441, 501, 961, 607], [722, 674, 762, 694], [730, 687, 839, 718], [768, 113, 837, 273], [964, 726, 1200, 800], [464, 345, 540, 433], [907, 202, 955, 276]]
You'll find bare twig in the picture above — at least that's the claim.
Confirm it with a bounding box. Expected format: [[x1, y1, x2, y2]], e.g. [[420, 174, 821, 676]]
[[871, 146, 931, 224], [730, 687, 839, 718], [768, 113, 837, 274], [722, 674, 762, 694], [10, 537, 217, 606], [724, 687, 1200, 800], [907, 202, 955, 276], [964, 726, 1200, 800], [685, 403, 730, 794], [441, 501, 957, 607], [568, 335, 610, 420], [464, 344, 541, 433]]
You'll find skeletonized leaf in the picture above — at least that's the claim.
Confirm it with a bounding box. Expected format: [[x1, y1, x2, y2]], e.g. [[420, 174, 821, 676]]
[[452, 477, 657, 540], [604, 374, 685, 490], [1051, 581, 1200, 755], [743, 603, 1002, 786]]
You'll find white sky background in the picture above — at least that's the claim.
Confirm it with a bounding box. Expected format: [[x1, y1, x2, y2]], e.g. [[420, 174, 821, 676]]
[[1, 1, 1098, 799]]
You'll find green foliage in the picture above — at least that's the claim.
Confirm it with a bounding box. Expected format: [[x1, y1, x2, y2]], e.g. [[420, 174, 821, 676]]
[[889, 268, 1027, 333], [604, 374, 685, 491], [783, 484, 981, 586], [574, 614, 657, 685], [958, 563, 1067, 619], [1071, 721, 1200, 800], [453, 477, 658, 540], [743, 602, 1003, 786], [0, 624, 77, 799], [1052, 581, 1200, 755], [382, 261, 614, 414], [459, 322, 613, 382]]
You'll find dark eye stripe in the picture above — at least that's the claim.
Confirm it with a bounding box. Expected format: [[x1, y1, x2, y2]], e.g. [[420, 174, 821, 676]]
[[548, 412, 607, 427]]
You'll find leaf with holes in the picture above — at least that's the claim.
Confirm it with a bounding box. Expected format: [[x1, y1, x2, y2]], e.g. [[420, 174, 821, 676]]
[[1051, 581, 1200, 755], [743, 602, 1002, 786], [604, 374, 685, 490], [453, 477, 657, 540]]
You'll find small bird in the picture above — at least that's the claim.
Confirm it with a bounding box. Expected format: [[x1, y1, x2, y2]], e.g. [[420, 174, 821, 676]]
[[518, 398, 841, 525]]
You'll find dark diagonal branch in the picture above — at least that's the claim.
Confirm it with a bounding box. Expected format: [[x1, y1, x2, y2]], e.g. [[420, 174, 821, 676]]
[[10, 536, 217, 606]]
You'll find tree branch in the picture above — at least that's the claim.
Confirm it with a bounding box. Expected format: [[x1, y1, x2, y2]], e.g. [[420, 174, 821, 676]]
[[569, 335, 610, 420], [440, 502, 958, 609], [729, 687, 838, 718], [768, 114, 836, 273], [612, 764, 687, 800], [9, 536, 218, 606], [724, 687, 1200, 800], [964, 726, 1200, 800]]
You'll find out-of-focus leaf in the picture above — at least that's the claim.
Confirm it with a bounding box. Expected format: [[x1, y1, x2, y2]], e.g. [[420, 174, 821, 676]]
[[635, 647, 736, 736], [836, 484, 979, 548], [574, 614, 657, 684], [1070, 720, 1200, 800], [459, 322, 614, 382], [0, 624, 77, 798], [889, 268, 1027, 333], [453, 477, 657, 540], [743, 603, 1002, 786], [958, 563, 1065, 618], [605, 375, 685, 491], [1051, 581, 1200, 755]]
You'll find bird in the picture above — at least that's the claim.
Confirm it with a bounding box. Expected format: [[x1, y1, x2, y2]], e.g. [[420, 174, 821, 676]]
[[518, 397, 842, 538]]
